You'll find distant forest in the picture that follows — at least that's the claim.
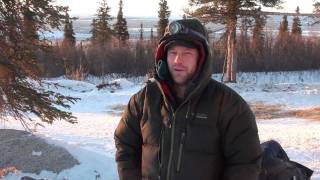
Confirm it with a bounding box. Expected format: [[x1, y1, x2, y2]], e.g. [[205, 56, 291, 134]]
[[2, 0, 320, 81], [1, 0, 320, 126], [43, 18, 320, 80], [37, 1, 320, 81]]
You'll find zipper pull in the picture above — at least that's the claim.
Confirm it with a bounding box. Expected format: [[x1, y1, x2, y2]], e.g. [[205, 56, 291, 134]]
[[168, 116, 172, 128], [168, 106, 174, 129]]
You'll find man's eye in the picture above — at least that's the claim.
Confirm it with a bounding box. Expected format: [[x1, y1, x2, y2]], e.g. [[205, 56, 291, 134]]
[[169, 51, 177, 55], [183, 52, 192, 56]]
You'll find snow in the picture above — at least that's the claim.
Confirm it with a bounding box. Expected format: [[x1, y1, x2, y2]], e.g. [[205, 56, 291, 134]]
[[1, 70, 320, 180], [258, 118, 320, 173]]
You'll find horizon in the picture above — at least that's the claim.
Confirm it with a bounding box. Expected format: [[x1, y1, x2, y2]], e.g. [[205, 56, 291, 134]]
[[55, 0, 315, 18]]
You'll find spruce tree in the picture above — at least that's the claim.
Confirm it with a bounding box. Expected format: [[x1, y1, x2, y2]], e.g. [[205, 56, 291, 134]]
[[252, 14, 266, 57], [314, 2, 320, 14], [114, 0, 129, 46], [150, 28, 154, 40], [61, 12, 79, 80], [274, 15, 290, 69], [150, 27, 157, 43], [278, 15, 289, 41], [239, 18, 251, 55], [291, 7, 302, 38], [91, 0, 113, 48], [139, 23, 144, 41], [62, 12, 76, 48], [251, 14, 266, 70], [90, 19, 98, 42], [186, 0, 282, 82], [22, 1, 39, 42], [147, 27, 157, 50], [20, 0, 39, 77], [290, 7, 304, 69], [157, 0, 170, 39], [0, 0, 78, 130]]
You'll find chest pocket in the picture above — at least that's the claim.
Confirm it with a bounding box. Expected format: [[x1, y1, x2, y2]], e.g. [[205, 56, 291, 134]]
[[184, 111, 221, 155]]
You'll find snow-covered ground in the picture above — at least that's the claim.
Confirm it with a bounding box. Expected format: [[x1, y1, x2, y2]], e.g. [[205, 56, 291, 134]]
[[1, 70, 320, 180]]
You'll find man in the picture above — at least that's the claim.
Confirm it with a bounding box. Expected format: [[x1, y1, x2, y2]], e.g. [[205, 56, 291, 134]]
[[114, 18, 262, 180]]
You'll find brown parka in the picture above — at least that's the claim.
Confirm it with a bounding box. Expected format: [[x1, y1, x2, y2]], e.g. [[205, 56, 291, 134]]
[[114, 19, 262, 180]]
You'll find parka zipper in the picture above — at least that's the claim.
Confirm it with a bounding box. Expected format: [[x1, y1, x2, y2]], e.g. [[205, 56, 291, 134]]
[[176, 131, 186, 172], [166, 101, 190, 180], [176, 102, 191, 173], [166, 106, 175, 180]]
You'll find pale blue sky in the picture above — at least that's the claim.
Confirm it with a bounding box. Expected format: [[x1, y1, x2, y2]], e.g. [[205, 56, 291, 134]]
[[55, 0, 315, 17]]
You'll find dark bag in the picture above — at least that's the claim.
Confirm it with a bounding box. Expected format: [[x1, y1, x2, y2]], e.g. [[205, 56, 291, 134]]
[[259, 140, 313, 180]]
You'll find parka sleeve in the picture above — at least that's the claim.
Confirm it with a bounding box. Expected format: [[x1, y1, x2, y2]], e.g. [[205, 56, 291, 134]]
[[219, 94, 262, 180], [114, 90, 145, 180]]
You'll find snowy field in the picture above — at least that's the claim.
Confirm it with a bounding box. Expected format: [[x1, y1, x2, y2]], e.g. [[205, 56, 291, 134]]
[[1, 70, 320, 180]]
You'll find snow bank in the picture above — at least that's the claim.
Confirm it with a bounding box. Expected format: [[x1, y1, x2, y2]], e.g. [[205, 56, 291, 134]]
[[212, 70, 320, 85], [1, 71, 319, 179]]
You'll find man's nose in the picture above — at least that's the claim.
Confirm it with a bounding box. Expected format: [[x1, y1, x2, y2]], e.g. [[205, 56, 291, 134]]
[[174, 54, 183, 64]]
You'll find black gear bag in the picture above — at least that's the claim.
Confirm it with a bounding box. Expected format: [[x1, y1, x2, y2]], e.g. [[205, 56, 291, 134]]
[[259, 140, 313, 180]]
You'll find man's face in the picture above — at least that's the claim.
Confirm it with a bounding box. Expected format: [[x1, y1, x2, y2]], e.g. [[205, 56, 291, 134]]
[[167, 45, 199, 86]]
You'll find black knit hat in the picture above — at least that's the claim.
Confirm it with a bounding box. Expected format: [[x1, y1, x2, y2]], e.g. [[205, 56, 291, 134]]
[[155, 18, 209, 81], [164, 39, 197, 52], [162, 19, 208, 43]]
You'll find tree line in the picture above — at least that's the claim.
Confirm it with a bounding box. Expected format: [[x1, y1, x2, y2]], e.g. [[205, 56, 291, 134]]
[[187, 0, 320, 82], [212, 7, 320, 74], [1, 0, 319, 127], [39, 0, 169, 80], [41, 0, 320, 80]]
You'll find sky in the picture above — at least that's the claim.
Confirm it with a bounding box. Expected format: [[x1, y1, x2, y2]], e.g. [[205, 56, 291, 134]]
[[55, 0, 316, 18]]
